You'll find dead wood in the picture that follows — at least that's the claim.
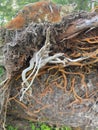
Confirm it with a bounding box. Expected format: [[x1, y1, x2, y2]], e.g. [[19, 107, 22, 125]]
[[0, 11, 98, 129]]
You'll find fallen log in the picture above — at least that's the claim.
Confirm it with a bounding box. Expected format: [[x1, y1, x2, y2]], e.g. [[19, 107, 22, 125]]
[[0, 11, 98, 129]]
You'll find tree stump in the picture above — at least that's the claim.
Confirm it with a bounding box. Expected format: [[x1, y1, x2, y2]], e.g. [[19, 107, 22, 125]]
[[0, 11, 98, 129]]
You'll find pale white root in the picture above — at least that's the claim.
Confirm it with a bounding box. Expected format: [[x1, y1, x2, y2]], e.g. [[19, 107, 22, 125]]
[[20, 27, 90, 101]]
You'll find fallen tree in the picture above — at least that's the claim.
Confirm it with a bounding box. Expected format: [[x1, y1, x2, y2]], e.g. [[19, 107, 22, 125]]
[[0, 11, 98, 129]]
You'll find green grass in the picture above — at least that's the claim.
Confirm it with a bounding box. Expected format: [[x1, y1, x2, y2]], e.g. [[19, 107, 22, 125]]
[[31, 123, 51, 130], [6, 123, 72, 130], [30, 122, 72, 130]]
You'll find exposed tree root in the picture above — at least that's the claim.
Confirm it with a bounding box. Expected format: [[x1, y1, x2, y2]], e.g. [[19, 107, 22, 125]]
[[1, 11, 98, 128]]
